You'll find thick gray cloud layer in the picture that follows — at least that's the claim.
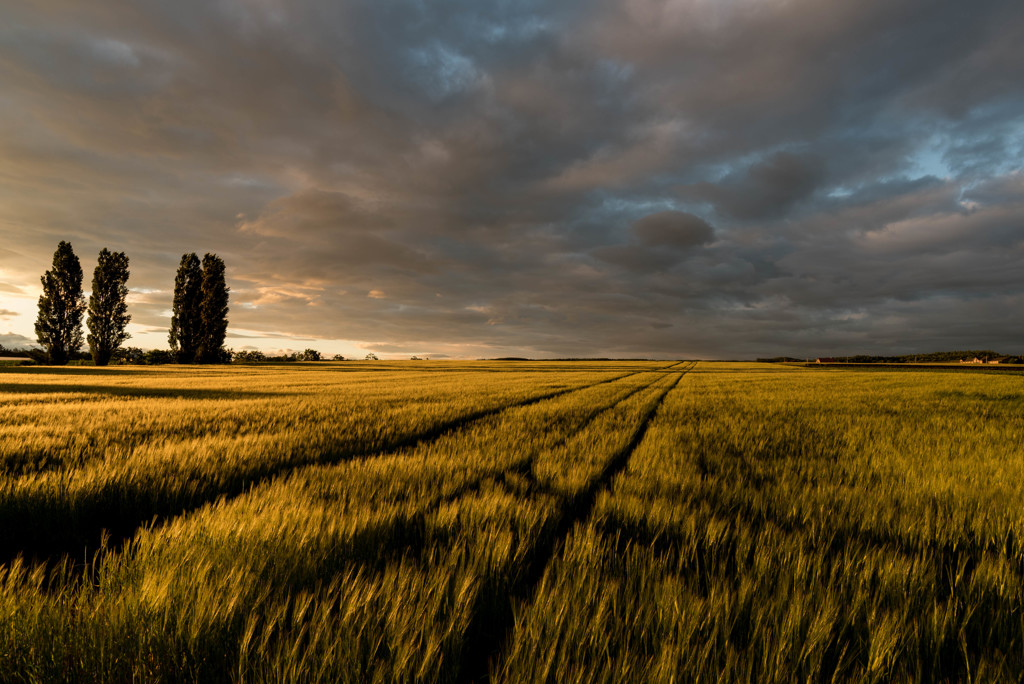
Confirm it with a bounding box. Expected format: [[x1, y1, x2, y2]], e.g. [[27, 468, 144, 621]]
[[1, 0, 1022, 358]]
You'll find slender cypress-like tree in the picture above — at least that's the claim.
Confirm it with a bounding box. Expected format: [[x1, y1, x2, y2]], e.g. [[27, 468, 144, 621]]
[[87, 248, 131, 366], [169, 253, 202, 363], [35, 241, 86, 365], [197, 253, 229, 363]]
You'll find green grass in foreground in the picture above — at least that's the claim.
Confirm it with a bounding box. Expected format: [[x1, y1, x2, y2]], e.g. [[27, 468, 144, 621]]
[[1, 361, 1023, 681]]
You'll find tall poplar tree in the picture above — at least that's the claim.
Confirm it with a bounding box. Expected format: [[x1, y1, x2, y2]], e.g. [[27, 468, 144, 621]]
[[87, 248, 131, 366], [168, 253, 202, 363], [197, 253, 229, 363], [35, 241, 86, 365]]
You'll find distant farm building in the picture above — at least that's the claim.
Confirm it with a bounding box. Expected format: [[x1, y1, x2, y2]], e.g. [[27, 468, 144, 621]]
[[815, 357, 837, 363]]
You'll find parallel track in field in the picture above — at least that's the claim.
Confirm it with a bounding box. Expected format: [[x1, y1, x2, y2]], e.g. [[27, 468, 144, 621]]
[[200, 368, 686, 579], [1, 363, 684, 574], [457, 362, 696, 683], [409, 368, 679, 518]]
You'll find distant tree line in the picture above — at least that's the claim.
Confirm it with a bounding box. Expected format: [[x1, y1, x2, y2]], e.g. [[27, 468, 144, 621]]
[[758, 351, 1021, 364], [235, 349, 323, 363], [233, 349, 348, 363], [29, 241, 230, 366]]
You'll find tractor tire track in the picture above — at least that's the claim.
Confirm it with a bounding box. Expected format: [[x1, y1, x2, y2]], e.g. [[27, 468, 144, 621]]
[[281, 371, 678, 574], [414, 369, 673, 514], [456, 363, 694, 683], [1, 365, 678, 575]]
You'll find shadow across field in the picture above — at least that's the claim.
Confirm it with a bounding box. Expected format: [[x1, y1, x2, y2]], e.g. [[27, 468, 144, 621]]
[[933, 389, 1024, 403], [0, 383, 288, 400], [689, 369, 804, 375], [21, 370, 675, 599], [0, 368, 663, 578], [0, 367, 171, 377]]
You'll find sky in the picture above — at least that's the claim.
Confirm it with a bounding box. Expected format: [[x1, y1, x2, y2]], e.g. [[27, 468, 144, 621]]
[[1, 0, 1023, 359]]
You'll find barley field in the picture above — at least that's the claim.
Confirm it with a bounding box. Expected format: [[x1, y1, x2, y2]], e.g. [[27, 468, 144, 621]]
[[1, 360, 1023, 682]]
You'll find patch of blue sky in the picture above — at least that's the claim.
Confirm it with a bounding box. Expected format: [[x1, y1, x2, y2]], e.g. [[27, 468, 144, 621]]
[[587, 194, 715, 236], [479, 15, 548, 43], [597, 194, 684, 218], [909, 133, 953, 180], [699, 153, 762, 184], [825, 186, 855, 199], [921, 106, 1024, 181], [406, 42, 480, 101], [988, 118, 1024, 175], [698, 143, 808, 184]]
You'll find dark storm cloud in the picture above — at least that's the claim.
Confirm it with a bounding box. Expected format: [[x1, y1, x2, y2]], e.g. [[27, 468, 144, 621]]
[[1, 0, 1023, 357], [681, 152, 825, 221], [591, 210, 714, 272], [631, 211, 714, 249]]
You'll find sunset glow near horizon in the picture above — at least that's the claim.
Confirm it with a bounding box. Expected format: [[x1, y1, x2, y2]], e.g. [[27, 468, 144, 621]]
[[1, 0, 1023, 359]]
